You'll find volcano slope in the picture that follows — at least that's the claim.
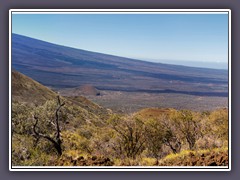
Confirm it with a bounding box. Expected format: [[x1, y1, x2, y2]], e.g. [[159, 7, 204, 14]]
[[11, 32, 229, 167], [12, 34, 228, 113]]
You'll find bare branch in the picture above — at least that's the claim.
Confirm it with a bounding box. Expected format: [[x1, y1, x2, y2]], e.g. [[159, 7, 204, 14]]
[[32, 96, 65, 156]]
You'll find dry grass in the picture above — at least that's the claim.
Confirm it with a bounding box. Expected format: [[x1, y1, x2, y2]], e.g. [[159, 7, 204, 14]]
[[159, 147, 228, 166]]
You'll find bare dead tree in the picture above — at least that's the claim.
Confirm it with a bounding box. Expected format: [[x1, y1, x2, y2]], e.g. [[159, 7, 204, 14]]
[[32, 96, 65, 156]]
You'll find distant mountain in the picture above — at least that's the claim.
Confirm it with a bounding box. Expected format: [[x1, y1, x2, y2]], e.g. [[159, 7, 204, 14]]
[[12, 33, 228, 97]]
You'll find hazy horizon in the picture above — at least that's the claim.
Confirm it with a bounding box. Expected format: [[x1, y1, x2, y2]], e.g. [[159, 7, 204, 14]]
[[142, 58, 228, 70]]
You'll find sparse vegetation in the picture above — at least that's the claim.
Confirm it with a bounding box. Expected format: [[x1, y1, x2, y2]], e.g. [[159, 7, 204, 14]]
[[11, 71, 229, 167], [12, 100, 228, 166]]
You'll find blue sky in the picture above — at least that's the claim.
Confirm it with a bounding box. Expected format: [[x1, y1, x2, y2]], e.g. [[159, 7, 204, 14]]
[[12, 13, 229, 67]]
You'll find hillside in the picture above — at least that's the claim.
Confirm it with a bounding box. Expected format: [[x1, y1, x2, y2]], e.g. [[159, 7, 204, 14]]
[[11, 71, 114, 166], [12, 33, 228, 97], [12, 70, 57, 105], [12, 70, 110, 120], [11, 71, 228, 167]]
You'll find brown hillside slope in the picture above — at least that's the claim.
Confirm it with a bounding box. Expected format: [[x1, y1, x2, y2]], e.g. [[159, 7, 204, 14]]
[[12, 70, 57, 105], [12, 70, 111, 120]]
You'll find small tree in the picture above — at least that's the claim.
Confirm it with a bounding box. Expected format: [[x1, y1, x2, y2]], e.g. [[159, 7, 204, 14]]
[[171, 110, 201, 150], [160, 114, 182, 154], [144, 117, 167, 160], [12, 102, 33, 135], [32, 96, 65, 156], [162, 129, 182, 154], [201, 108, 228, 148], [108, 115, 146, 159]]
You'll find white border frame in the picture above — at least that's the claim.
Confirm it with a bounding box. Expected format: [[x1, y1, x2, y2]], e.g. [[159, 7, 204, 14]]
[[9, 9, 231, 171]]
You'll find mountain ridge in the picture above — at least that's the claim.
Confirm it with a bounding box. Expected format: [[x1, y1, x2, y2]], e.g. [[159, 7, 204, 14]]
[[12, 33, 227, 71], [12, 33, 228, 98]]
